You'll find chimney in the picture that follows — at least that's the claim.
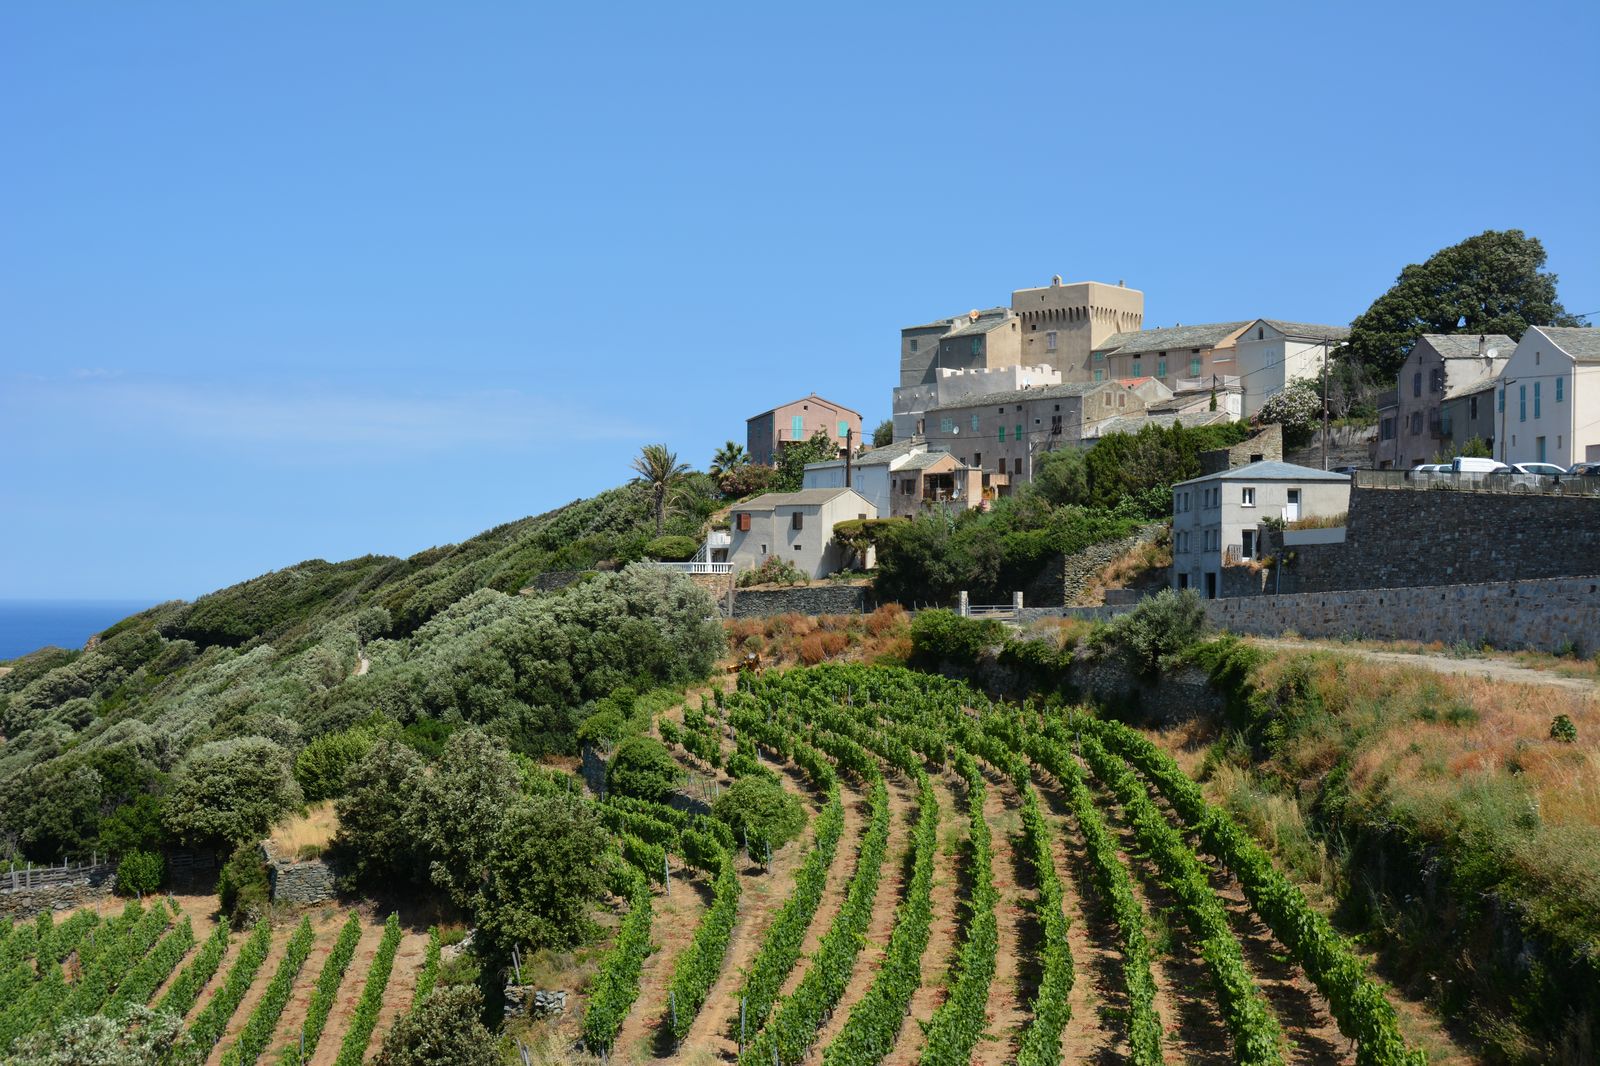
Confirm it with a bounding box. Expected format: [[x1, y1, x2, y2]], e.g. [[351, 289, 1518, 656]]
[[1478, 334, 1487, 357]]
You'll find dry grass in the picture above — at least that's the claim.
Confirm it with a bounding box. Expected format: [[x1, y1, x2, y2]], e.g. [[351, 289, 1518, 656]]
[[722, 605, 910, 670], [1072, 536, 1172, 606], [1267, 632, 1600, 680], [1286, 511, 1347, 530], [268, 800, 340, 856]]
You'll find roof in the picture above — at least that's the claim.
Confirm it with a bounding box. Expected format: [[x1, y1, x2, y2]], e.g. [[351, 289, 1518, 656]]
[[1418, 334, 1517, 360], [1091, 411, 1233, 437], [1443, 376, 1500, 402], [903, 306, 1013, 335], [925, 381, 1107, 415], [1174, 460, 1352, 488], [1532, 326, 1600, 363], [734, 488, 870, 511], [896, 451, 962, 471], [1117, 376, 1157, 387], [1257, 319, 1350, 342], [746, 393, 862, 421], [806, 437, 925, 470], [944, 309, 1016, 338], [1093, 321, 1251, 356]]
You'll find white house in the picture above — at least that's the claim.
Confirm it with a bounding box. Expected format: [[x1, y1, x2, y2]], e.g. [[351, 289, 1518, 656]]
[[1232, 319, 1351, 419], [727, 488, 876, 580], [803, 438, 928, 519], [1497, 326, 1600, 467], [1171, 460, 1350, 598]]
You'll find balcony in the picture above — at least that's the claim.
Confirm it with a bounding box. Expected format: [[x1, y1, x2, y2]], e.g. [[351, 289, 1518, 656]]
[[649, 561, 735, 574]]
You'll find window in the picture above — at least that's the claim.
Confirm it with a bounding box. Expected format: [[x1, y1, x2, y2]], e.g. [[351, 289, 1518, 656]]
[[1131, 359, 1142, 376], [1241, 487, 1256, 507], [793, 544, 802, 551], [1257, 327, 1264, 340], [791, 511, 803, 530], [970, 414, 980, 432], [1537, 436, 1547, 462], [1498, 388, 1505, 413], [1117, 393, 1125, 407], [1413, 372, 1422, 397], [1520, 385, 1527, 422], [1050, 414, 1062, 434], [1157, 358, 1167, 377], [970, 338, 982, 356], [1557, 378, 1564, 402], [1410, 411, 1423, 435], [837, 420, 849, 437], [939, 417, 954, 433], [996, 457, 1006, 473], [998, 425, 1007, 442], [909, 338, 919, 352], [1469, 396, 1479, 420], [1534, 382, 1542, 418], [736, 512, 751, 532], [1430, 368, 1443, 393], [1241, 529, 1256, 560], [1093, 351, 1105, 361], [900, 479, 913, 495], [1013, 457, 1022, 475], [760, 544, 767, 554], [1189, 357, 1202, 376], [973, 451, 981, 467], [1014, 423, 1022, 440], [1381, 417, 1395, 441], [1093, 369, 1104, 382], [791, 414, 804, 438], [1046, 331, 1058, 351]]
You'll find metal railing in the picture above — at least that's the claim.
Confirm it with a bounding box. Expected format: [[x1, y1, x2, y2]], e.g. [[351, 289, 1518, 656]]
[[6, 855, 115, 892], [1354, 469, 1600, 497]]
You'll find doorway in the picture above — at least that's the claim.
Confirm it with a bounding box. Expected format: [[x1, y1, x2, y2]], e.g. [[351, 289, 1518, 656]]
[[1204, 572, 1217, 599], [1285, 488, 1301, 523]]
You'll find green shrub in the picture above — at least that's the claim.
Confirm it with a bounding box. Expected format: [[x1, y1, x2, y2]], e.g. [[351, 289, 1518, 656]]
[[374, 985, 499, 1066], [216, 843, 271, 927], [1551, 714, 1578, 743], [606, 736, 682, 803], [1098, 589, 1208, 674], [114, 849, 164, 896], [712, 774, 806, 852], [909, 610, 1005, 664], [643, 535, 700, 561], [737, 556, 809, 588], [295, 728, 376, 801]]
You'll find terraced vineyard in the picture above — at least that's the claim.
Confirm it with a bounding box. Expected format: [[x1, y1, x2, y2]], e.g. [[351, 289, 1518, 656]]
[[583, 663, 1429, 1065], [0, 901, 431, 1064]]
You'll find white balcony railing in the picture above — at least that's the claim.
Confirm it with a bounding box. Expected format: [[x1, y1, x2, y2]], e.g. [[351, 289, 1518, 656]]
[[651, 561, 734, 574]]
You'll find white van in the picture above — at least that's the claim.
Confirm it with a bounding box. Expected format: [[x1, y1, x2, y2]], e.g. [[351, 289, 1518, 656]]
[[1451, 457, 1510, 474]]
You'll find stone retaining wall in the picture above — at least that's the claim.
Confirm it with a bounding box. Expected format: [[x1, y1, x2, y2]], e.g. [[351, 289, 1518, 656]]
[[0, 870, 116, 919], [261, 842, 339, 906], [730, 585, 868, 618]]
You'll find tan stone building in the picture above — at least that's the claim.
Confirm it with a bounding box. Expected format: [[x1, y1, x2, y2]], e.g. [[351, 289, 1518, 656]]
[[920, 380, 1149, 496], [746, 394, 862, 467], [1089, 321, 1251, 389], [1011, 277, 1145, 380], [1374, 334, 1512, 469]]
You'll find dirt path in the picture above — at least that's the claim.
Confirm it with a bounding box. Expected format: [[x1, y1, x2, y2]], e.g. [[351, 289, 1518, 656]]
[[266, 921, 342, 1063], [807, 774, 915, 1059], [677, 760, 829, 1059], [880, 769, 962, 1066], [1248, 637, 1599, 695], [772, 771, 868, 1006], [1032, 769, 1125, 1065], [612, 868, 713, 1062], [183, 926, 245, 1025], [972, 763, 1035, 1065], [205, 923, 294, 1065]]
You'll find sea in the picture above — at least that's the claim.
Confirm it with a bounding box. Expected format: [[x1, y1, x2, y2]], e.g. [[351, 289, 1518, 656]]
[[0, 600, 161, 661]]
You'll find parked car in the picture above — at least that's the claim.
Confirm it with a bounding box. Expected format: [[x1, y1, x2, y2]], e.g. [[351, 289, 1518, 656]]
[[1513, 462, 1567, 477], [1451, 456, 1511, 474], [1566, 461, 1600, 478]]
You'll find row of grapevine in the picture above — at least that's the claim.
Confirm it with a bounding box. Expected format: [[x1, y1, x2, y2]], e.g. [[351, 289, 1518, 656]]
[[1084, 716, 1426, 1066], [821, 770, 939, 1066], [919, 751, 1000, 1065], [62, 898, 173, 1020], [279, 911, 363, 1065], [107, 915, 197, 1013], [666, 842, 741, 1039], [221, 916, 316, 1066], [740, 773, 892, 1066], [331, 912, 402, 1066], [1013, 766, 1076, 1066], [731, 758, 845, 1038], [156, 921, 231, 1019], [0, 962, 67, 1052], [1079, 734, 1286, 1065], [581, 867, 654, 1055], [412, 926, 442, 1007], [185, 918, 275, 1055]]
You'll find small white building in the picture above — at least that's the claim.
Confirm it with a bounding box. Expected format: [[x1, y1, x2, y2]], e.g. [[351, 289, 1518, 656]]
[[1171, 460, 1350, 598], [802, 438, 928, 519], [1232, 319, 1351, 418], [727, 488, 876, 580], [1497, 326, 1600, 467]]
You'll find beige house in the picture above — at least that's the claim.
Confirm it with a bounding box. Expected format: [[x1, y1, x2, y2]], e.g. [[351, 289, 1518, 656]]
[[893, 364, 1061, 442], [1231, 319, 1351, 418], [746, 394, 862, 467], [1171, 460, 1350, 598], [1379, 334, 1512, 469], [886, 451, 983, 518], [1498, 326, 1600, 467], [1090, 321, 1251, 392], [727, 488, 876, 579], [921, 380, 1149, 496]]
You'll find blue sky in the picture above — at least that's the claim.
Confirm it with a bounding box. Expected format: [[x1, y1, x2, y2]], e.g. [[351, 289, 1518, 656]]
[[3, 1, 1596, 601]]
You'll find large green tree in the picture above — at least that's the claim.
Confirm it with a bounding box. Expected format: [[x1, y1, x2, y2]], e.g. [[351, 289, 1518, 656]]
[[1345, 229, 1581, 379], [871, 419, 894, 448], [162, 737, 302, 848], [630, 444, 690, 534], [406, 727, 522, 908], [773, 428, 842, 493], [474, 795, 610, 954], [710, 441, 747, 478], [373, 987, 500, 1066]]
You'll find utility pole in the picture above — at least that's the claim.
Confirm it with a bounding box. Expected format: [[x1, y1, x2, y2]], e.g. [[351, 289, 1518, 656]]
[[844, 427, 853, 487], [1321, 337, 1332, 470]]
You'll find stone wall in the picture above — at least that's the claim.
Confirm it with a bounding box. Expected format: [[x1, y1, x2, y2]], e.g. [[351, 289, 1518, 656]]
[[261, 842, 339, 906], [730, 585, 868, 618], [1024, 523, 1165, 608], [0, 869, 115, 919], [1199, 423, 1282, 475], [1264, 487, 1600, 594], [937, 647, 1224, 724], [1204, 574, 1600, 654]]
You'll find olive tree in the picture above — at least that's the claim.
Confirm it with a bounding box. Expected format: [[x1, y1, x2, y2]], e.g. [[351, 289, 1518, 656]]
[[163, 736, 302, 848]]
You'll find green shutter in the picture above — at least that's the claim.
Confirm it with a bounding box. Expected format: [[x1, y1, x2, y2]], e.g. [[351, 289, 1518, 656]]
[[998, 425, 1007, 442], [791, 415, 803, 438]]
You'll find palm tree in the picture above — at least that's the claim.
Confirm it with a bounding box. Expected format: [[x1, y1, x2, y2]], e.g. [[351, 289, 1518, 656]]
[[631, 444, 690, 534], [710, 441, 747, 478]]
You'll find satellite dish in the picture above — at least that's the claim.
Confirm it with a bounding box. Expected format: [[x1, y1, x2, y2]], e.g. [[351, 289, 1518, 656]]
[[952, 426, 960, 435], [1486, 347, 1500, 359]]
